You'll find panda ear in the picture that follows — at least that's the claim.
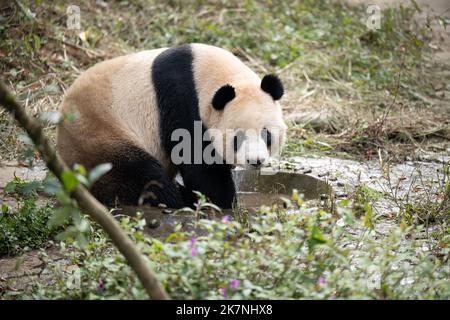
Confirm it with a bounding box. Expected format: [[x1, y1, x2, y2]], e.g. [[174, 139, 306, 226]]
[[261, 74, 284, 101], [212, 85, 236, 110]]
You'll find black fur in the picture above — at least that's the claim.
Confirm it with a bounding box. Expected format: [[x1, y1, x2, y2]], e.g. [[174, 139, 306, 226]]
[[91, 144, 184, 208], [233, 130, 245, 152], [152, 44, 236, 209], [212, 85, 235, 110], [261, 74, 284, 100], [261, 128, 272, 147]]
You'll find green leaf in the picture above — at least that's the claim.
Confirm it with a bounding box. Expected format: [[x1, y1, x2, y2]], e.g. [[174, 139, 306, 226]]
[[307, 225, 327, 252], [77, 218, 90, 233], [201, 203, 222, 212], [56, 228, 76, 241], [74, 164, 87, 177], [76, 174, 89, 187], [9, 69, 18, 78], [48, 207, 71, 227], [4, 181, 17, 194], [1, 204, 9, 214], [33, 34, 41, 50], [61, 171, 79, 192], [22, 181, 41, 195], [76, 233, 88, 249], [88, 163, 112, 185], [364, 203, 374, 229], [42, 178, 61, 195], [56, 190, 72, 206]]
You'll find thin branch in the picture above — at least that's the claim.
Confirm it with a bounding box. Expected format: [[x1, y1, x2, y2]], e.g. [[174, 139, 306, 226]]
[[0, 80, 169, 300]]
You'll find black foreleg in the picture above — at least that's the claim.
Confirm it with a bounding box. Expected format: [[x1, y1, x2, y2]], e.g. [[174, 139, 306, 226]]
[[179, 163, 236, 209]]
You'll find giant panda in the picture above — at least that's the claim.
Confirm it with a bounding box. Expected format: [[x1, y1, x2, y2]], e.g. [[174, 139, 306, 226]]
[[56, 43, 287, 209]]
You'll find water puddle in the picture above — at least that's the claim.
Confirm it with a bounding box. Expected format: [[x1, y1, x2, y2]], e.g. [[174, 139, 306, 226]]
[[120, 169, 331, 238], [233, 169, 331, 209]]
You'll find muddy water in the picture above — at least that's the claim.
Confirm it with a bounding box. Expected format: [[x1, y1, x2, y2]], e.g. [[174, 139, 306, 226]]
[[232, 169, 331, 209], [120, 169, 331, 237]]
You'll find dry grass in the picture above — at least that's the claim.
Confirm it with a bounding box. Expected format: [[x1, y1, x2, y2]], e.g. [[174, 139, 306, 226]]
[[0, 0, 449, 162]]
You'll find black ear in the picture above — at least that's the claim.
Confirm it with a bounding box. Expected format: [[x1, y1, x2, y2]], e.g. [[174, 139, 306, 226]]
[[212, 85, 236, 110], [261, 74, 284, 101]]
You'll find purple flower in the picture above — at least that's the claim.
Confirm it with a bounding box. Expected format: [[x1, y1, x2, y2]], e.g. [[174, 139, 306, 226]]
[[230, 279, 240, 290], [190, 238, 198, 257], [222, 215, 231, 223], [96, 279, 105, 293], [219, 288, 227, 297], [318, 276, 327, 286]]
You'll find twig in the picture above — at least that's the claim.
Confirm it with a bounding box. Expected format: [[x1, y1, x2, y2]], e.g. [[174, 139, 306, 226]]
[[381, 58, 404, 125], [0, 80, 169, 300], [47, 35, 106, 59]]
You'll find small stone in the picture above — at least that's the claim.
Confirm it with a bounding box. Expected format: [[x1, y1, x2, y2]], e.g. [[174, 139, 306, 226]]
[[158, 203, 167, 209], [162, 209, 173, 214], [302, 168, 312, 174], [318, 171, 329, 177], [336, 181, 345, 187], [328, 175, 337, 181], [434, 90, 445, 98], [148, 219, 160, 229], [335, 191, 348, 198]]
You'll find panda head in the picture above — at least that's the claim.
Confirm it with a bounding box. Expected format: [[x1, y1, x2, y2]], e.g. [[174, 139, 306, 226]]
[[208, 74, 287, 169]]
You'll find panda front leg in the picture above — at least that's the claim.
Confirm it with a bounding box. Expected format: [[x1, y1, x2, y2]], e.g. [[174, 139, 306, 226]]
[[178, 163, 236, 209]]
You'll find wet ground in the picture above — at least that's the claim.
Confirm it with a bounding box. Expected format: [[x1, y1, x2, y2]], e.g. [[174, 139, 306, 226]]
[[0, 160, 333, 292]]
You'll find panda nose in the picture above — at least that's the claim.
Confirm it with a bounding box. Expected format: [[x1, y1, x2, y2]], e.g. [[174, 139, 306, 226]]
[[247, 159, 265, 168]]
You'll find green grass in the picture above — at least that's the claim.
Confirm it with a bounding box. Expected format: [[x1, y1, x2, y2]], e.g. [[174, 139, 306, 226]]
[[9, 201, 449, 300], [0, 178, 59, 257]]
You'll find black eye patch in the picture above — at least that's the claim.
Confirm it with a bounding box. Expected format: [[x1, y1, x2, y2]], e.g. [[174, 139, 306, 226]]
[[233, 130, 245, 152], [261, 128, 272, 147]]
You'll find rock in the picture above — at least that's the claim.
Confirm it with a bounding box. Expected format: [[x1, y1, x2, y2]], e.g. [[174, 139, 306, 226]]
[[318, 171, 329, 177], [162, 209, 173, 215], [335, 191, 348, 198], [320, 194, 329, 200], [148, 219, 160, 229]]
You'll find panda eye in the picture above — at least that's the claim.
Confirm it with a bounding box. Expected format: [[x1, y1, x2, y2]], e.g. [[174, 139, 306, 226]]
[[261, 128, 272, 147], [233, 130, 245, 152]]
